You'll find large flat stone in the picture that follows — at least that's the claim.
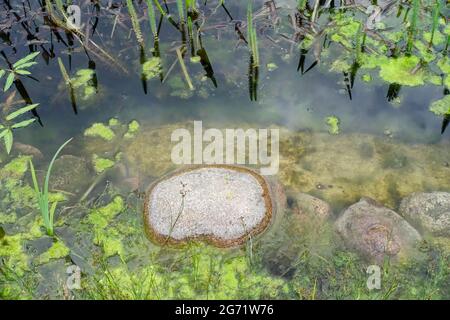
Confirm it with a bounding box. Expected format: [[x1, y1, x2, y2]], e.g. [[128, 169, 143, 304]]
[[144, 165, 275, 247]]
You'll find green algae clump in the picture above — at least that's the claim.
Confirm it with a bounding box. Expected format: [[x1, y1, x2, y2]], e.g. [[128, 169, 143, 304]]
[[124, 120, 140, 139], [85, 196, 125, 258], [0, 156, 31, 180], [84, 123, 116, 141], [92, 155, 115, 174], [325, 116, 340, 135], [37, 240, 70, 265], [429, 95, 450, 116], [378, 56, 425, 86], [142, 57, 162, 80]]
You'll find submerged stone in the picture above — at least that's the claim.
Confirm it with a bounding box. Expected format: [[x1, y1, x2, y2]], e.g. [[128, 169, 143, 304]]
[[335, 198, 421, 263], [288, 192, 332, 221], [399, 192, 450, 237], [51, 155, 92, 195], [144, 165, 282, 247]]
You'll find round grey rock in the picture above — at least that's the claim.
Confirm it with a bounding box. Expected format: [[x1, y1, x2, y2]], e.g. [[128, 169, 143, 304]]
[[144, 165, 281, 247], [399, 192, 450, 237], [335, 198, 421, 263], [288, 192, 332, 220]]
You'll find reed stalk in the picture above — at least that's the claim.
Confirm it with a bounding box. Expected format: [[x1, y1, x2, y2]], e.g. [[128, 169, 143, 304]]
[[406, 0, 420, 54], [126, 0, 145, 47], [145, 0, 158, 39], [428, 0, 441, 47]]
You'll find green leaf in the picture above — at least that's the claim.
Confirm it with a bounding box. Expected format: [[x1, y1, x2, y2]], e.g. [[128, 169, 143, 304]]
[[0, 69, 5, 79], [13, 51, 40, 69], [6, 104, 39, 121], [4, 73, 15, 91], [44, 138, 73, 196], [29, 159, 41, 194], [15, 70, 31, 75], [0, 129, 9, 140], [3, 129, 13, 154], [11, 118, 36, 129], [15, 62, 37, 70], [49, 201, 58, 232]]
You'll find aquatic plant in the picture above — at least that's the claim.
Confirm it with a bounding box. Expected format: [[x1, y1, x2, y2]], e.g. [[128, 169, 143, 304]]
[[247, 0, 259, 101], [0, 104, 39, 154], [297, 0, 307, 11], [176, 0, 185, 24], [126, 0, 145, 47], [145, 0, 158, 39], [29, 138, 73, 236], [0, 52, 39, 92], [153, 0, 180, 30], [176, 47, 194, 90], [406, 0, 420, 54], [428, 0, 441, 47]]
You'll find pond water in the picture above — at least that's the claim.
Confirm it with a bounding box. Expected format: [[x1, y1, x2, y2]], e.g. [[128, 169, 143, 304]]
[[0, 0, 449, 299]]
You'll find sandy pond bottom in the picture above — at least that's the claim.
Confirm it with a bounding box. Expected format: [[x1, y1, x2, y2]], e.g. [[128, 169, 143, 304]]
[[0, 123, 449, 299]]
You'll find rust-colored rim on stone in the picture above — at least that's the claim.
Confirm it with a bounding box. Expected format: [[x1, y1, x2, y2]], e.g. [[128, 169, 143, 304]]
[[143, 164, 274, 248]]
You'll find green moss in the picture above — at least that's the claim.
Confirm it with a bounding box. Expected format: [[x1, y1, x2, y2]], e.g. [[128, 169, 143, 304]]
[[100, 231, 124, 258], [108, 118, 120, 127], [266, 63, 278, 71], [85, 196, 125, 258], [0, 234, 29, 276], [423, 31, 445, 46], [36, 240, 70, 264], [48, 192, 67, 203], [415, 41, 435, 63], [0, 212, 17, 224], [72, 69, 94, 88], [142, 57, 162, 80], [0, 156, 31, 180], [362, 74, 372, 82], [3, 180, 36, 209], [87, 196, 124, 229], [378, 56, 425, 86], [124, 120, 140, 139], [429, 95, 450, 116], [71, 69, 96, 100], [325, 116, 340, 135], [437, 56, 450, 74], [92, 155, 115, 174], [330, 59, 350, 72], [84, 123, 116, 141]]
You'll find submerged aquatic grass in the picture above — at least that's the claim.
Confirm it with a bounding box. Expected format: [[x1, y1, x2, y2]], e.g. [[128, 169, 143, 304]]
[[247, 0, 259, 101]]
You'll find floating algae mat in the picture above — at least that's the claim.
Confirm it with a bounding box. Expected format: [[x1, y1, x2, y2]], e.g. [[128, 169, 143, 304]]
[[0, 0, 449, 302]]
